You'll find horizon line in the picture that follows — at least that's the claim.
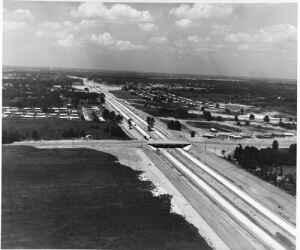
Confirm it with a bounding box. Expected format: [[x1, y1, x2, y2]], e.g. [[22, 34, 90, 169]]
[[3, 64, 297, 82]]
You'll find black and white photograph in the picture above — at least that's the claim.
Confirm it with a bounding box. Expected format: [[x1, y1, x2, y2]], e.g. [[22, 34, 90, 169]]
[[1, 1, 298, 249]]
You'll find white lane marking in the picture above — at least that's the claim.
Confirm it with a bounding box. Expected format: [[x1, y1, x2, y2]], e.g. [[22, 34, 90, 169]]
[[177, 148, 296, 238], [106, 89, 296, 237], [89, 81, 296, 239], [161, 149, 286, 250]]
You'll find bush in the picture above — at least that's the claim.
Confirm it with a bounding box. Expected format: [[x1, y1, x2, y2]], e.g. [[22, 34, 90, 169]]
[[203, 111, 212, 121], [167, 120, 181, 130], [263, 115, 270, 123], [62, 128, 76, 138], [32, 130, 40, 141]]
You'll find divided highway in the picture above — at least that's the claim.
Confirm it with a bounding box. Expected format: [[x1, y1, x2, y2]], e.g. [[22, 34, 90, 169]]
[[85, 79, 296, 250]]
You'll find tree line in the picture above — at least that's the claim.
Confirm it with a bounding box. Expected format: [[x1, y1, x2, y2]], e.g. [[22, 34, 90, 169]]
[[3, 129, 40, 144]]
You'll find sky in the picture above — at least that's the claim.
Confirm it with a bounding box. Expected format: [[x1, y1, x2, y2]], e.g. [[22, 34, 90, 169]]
[[3, 1, 297, 79]]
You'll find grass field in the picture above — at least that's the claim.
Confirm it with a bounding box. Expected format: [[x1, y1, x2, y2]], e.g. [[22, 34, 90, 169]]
[[111, 90, 195, 119], [2, 146, 211, 249], [187, 121, 242, 133], [3, 118, 129, 140]]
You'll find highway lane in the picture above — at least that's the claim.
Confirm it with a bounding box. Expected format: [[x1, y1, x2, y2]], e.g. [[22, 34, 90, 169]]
[[84, 79, 296, 249], [102, 82, 296, 234]]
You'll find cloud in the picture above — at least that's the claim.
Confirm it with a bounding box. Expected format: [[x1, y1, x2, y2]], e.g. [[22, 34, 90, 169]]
[[71, 3, 153, 23], [173, 35, 224, 54], [3, 20, 27, 32], [150, 36, 168, 45], [35, 21, 66, 40], [225, 23, 297, 52], [258, 23, 296, 43], [211, 24, 232, 36], [3, 8, 34, 33], [225, 32, 250, 43], [89, 32, 146, 51], [57, 34, 74, 47], [170, 3, 232, 20], [139, 23, 158, 31], [175, 19, 193, 28], [4, 8, 34, 21], [90, 32, 114, 47]]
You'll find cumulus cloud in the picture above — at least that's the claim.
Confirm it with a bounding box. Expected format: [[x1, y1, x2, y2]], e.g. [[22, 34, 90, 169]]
[[4, 8, 34, 21], [3, 8, 34, 33], [170, 3, 232, 20], [175, 19, 193, 28], [57, 34, 74, 47], [139, 23, 158, 31], [89, 32, 146, 51], [173, 35, 224, 54], [225, 23, 297, 52], [258, 23, 296, 43], [71, 3, 153, 23], [225, 32, 250, 43], [35, 21, 67, 40], [150, 36, 168, 45]]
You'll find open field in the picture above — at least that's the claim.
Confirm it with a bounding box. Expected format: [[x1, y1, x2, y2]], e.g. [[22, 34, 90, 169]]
[[2, 145, 211, 249], [2, 118, 129, 140], [187, 121, 242, 133]]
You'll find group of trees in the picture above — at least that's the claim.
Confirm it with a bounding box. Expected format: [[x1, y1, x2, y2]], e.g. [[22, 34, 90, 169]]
[[101, 108, 125, 137], [167, 120, 182, 130], [232, 141, 296, 194], [62, 128, 86, 138], [3, 129, 40, 144], [146, 116, 155, 131], [233, 140, 295, 168], [102, 108, 123, 124]]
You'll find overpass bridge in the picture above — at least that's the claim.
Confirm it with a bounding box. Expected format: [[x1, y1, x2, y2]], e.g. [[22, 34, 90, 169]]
[[147, 140, 191, 150]]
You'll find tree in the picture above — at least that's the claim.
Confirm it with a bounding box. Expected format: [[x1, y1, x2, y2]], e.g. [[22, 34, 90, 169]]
[[234, 115, 239, 122], [32, 130, 40, 141], [225, 108, 230, 114], [279, 118, 284, 127], [203, 111, 212, 121], [249, 114, 255, 120], [109, 111, 116, 120], [2, 130, 7, 144], [128, 118, 133, 129], [102, 108, 110, 120], [200, 106, 205, 111], [245, 120, 250, 126], [215, 103, 220, 108], [240, 108, 244, 114], [147, 116, 155, 131], [233, 144, 243, 162], [167, 120, 181, 130], [115, 114, 124, 123], [289, 143, 296, 155], [272, 140, 279, 151], [99, 93, 105, 104], [190, 131, 196, 137], [91, 111, 99, 122], [263, 115, 270, 123]]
